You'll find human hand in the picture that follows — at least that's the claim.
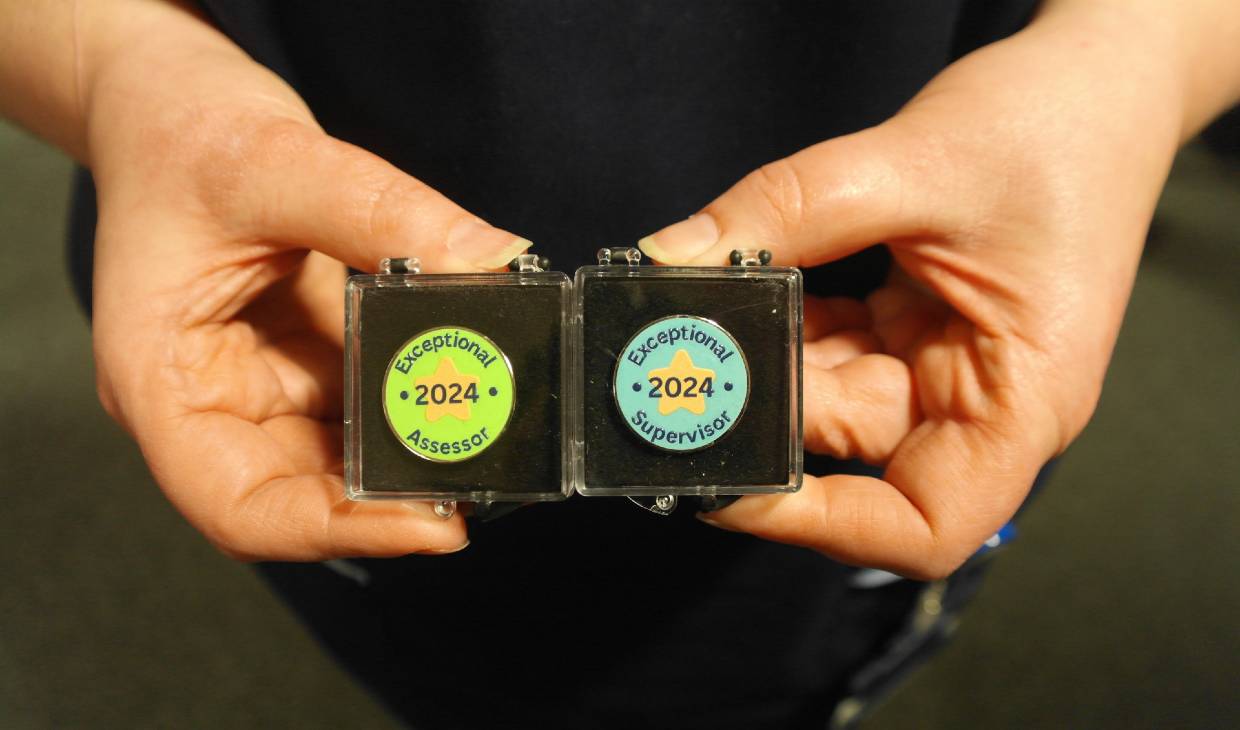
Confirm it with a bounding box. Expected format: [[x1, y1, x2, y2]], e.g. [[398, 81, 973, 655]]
[[637, 5, 1194, 578], [85, 3, 529, 559]]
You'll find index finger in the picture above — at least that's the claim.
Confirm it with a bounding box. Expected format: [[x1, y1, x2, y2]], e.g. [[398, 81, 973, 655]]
[[209, 120, 531, 273]]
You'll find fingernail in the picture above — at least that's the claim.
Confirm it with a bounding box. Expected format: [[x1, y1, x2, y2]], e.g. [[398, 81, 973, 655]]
[[638, 213, 719, 263], [445, 218, 532, 269], [696, 513, 740, 532], [427, 540, 470, 555]]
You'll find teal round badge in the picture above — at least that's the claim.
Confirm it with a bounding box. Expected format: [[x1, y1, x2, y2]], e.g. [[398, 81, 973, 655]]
[[613, 316, 750, 452]]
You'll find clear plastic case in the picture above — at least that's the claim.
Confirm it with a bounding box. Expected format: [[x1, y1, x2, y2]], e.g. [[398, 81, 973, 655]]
[[573, 248, 804, 498], [345, 257, 574, 504]]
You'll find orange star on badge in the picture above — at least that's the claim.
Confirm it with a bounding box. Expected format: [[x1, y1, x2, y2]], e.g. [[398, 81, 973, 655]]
[[415, 357, 479, 422], [648, 349, 715, 416]]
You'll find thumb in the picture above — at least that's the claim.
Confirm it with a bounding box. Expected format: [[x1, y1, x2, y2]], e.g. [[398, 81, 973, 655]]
[[637, 122, 940, 266], [227, 121, 531, 273]]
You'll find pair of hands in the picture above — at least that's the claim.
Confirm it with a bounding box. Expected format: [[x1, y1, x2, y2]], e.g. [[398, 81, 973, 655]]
[[85, 2, 1186, 577]]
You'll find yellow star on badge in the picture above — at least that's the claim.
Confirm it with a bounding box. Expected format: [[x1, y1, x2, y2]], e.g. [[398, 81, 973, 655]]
[[415, 357, 479, 422], [648, 349, 715, 416]]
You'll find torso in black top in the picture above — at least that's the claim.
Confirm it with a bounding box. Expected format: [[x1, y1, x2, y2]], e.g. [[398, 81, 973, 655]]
[[68, 3, 1037, 728]]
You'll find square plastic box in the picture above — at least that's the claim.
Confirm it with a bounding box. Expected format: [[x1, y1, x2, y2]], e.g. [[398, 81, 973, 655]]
[[345, 256, 574, 504], [574, 248, 803, 498]]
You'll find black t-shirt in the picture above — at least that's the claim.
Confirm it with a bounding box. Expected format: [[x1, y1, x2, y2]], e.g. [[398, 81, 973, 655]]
[[69, 3, 1037, 728]]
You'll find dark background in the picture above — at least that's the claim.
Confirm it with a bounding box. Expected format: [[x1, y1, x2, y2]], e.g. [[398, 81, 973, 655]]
[[1, 118, 1237, 728]]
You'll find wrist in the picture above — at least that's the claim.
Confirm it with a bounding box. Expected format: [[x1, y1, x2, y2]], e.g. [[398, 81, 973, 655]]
[[80, 3, 312, 182], [0, 0, 226, 163], [1034, 0, 1240, 142], [0, 1, 83, 159]]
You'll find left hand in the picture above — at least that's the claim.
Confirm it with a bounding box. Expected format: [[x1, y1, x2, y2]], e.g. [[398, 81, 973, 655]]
[[637, 5, 1188, 578]]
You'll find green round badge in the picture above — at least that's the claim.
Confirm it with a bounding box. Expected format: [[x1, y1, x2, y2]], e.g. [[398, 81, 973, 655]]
[[382, 326, 515, 462]]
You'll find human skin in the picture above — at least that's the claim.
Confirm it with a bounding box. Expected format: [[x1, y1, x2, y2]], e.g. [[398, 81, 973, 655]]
[[1, 1, 1237, 571], [1, 0, 532, 558], [639, 1, 1240, 577]]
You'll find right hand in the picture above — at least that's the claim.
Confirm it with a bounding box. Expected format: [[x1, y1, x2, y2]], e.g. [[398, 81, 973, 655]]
[[85, 2, 528, 559]]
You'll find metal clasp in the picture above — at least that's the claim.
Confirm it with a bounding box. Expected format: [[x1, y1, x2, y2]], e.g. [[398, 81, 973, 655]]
[[729, 249, 772, 267], [379, 257, 422, 275], [377, 257, 421, 287], [508, 254, 549, 272], [597, 247, 642, 266]]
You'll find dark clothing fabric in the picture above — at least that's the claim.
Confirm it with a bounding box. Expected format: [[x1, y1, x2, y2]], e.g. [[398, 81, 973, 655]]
[[67, 2, 1039, 728]]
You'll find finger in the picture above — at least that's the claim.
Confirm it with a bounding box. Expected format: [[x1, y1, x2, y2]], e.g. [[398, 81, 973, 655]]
[[804, 294, 871, 340], [222, 120, 531, 273], [259, 414, 342, 474], [803, 354, 917, 464], [702, 414, 1050, 580], [867, 283, 950, 361], [146, 410, 468, 561], [242, 252, 347, 419], [637, 121, 950, 266], [240, 251, 347, 348], [233, 473, 470, 561], [256, 334, 343, 420], [804, 330, 879, 370]]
